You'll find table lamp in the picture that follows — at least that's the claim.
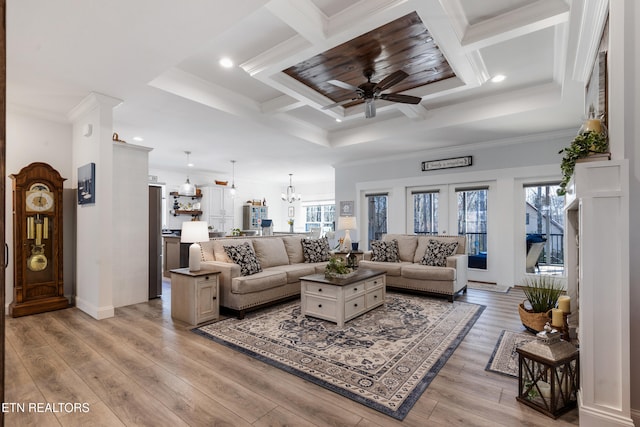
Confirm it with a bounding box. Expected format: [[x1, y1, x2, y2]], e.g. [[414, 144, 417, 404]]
[[338, 216, 357, 252], [181, 221, 209, 271]]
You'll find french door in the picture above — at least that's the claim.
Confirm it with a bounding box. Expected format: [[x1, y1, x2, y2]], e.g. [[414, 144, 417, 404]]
[[408, 182, 495, 282]]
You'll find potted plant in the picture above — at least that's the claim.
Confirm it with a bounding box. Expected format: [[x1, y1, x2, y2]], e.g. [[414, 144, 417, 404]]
[[324, 256, 355, 279], [557, 129, 608, 195], [518, 275, 565, 333]]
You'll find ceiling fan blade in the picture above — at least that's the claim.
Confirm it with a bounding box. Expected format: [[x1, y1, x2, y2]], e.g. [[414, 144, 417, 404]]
[[364, 99, 376, 118], [327, 79, 360, 92], [379, 93, 422, 104], [321, 98, 356, 110], [375, 70, 409, 92]]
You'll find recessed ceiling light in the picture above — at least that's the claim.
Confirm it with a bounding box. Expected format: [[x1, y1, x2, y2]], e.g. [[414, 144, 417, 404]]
[[335, 118, 342, 123], [491, 74, 506, 83], [132, 136, 144, 142], [219, 57, 234, 68]]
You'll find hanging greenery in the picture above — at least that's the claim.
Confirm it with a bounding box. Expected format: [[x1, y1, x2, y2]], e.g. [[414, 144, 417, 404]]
[[557, 130, 608, 195]]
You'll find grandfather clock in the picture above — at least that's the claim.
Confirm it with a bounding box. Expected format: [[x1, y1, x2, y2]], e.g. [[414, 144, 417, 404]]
[[9, 162, 70, 317]]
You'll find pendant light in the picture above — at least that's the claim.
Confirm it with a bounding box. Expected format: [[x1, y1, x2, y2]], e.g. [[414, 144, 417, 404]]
[[179, 151, 196, 196], [281, 173, 301, 203], [229, 160, 237, 197]]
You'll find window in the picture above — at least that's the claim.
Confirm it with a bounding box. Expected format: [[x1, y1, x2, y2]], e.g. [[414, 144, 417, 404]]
[[304, 203, 335, 234], [524, 183, 564, 275], [366, 193, 388, 245], [457, 187, 488, 269], [412, 190, 439, 235]]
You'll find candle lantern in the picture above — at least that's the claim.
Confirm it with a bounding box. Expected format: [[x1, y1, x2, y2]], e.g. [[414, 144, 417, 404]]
[[516, 328, 579, 419]]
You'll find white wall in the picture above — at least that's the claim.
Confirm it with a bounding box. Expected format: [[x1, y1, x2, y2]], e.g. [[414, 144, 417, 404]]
[[334, 131, 573, 287], [5, 110, 74, 308]]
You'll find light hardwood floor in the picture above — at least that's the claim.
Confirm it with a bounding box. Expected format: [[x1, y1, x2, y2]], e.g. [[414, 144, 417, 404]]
[[4, 281, 580, 426]]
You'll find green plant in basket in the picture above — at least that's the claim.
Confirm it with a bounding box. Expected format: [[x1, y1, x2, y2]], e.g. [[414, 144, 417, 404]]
[[518, 275, 566, 333], [521, 275, 565, 312], [324, 256, 352, 278]]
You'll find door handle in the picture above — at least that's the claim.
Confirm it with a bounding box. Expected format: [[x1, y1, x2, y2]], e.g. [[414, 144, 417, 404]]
[[4, 243, 9, 268]]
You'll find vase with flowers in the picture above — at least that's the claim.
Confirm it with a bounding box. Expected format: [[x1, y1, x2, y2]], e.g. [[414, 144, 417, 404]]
[[287, 218, 294, 233]]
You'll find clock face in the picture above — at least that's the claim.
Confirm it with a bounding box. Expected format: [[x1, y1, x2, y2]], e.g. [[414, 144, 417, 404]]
[[26, 183, 54, 212]]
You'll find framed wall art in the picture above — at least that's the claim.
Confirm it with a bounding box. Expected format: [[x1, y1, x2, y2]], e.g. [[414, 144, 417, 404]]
[[340, 201, 354, 216], [78, 162, 96, 205]]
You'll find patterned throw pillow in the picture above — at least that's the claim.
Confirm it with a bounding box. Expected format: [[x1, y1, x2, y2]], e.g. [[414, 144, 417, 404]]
[[223, 242, 262, 276], [421, 239, 459, 267], [301, 237, 330, 263], [370, 239, 400, 262]]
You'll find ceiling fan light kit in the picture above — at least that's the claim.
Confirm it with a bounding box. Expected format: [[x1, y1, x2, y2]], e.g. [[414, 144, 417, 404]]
[[322, 69, 422, 118]]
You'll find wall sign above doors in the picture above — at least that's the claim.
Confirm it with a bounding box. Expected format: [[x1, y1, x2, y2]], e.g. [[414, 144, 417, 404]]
[[421, 156, 472, 171]]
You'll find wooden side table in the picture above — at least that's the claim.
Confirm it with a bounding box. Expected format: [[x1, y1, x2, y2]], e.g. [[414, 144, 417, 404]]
[[170, 268, 220, 325]]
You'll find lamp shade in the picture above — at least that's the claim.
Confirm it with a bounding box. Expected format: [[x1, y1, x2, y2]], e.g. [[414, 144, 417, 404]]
[[337, 216, 357, 252], [337, 216, 357, 230], [181, 221, 209, 271], [180, 221, 209, 243]]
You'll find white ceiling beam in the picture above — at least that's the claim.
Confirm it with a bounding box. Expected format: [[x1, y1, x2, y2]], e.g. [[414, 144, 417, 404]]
[[435, 0, 468, 42], [460, 0, 570, 52], [261, 95, 305, 114], [396, 104, 428, 120], [329, 82, 563, 148], [265, 0, 328, 45], [413, 0, 488, 87], [149, 68, 330, 147], [240, 35, 311, 77], [327, 0, 413, 37]]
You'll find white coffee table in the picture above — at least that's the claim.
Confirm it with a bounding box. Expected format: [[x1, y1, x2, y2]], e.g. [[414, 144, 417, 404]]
[[300, 269, 386, 328]]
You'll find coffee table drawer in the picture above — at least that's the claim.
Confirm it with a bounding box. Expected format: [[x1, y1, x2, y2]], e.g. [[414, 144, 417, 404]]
[[345, 295, 366, 318], [304, 282, 339, 298], [344, 282, 365, 297], [365, 276, 385, 289], [366, 288, 384, 308], [305, 295, 338, 320]]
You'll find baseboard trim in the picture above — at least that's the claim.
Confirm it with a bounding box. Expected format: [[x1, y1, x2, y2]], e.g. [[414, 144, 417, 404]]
[[579, 394, 636, 427], [75, 296, 114, 320], [630, 408, 639, 426]]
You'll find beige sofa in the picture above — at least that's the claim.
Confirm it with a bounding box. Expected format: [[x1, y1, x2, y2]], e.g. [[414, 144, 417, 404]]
[[199, 236, 329, 318], [359, 234, 468, 302]]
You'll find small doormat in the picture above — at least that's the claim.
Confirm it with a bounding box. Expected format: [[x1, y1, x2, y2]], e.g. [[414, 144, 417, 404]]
[[193, 293, 484, 420], [486, 329, 537, 377]]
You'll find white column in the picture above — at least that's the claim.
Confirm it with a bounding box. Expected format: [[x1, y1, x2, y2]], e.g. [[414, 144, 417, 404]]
[[68, 93, 121, 319]]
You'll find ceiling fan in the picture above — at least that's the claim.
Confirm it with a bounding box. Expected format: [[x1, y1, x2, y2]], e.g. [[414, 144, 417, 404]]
[[322, 69, 422, 118]]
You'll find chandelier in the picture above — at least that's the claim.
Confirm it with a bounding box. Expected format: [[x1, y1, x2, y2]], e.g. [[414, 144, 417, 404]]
[[281, 173, 301, 203]]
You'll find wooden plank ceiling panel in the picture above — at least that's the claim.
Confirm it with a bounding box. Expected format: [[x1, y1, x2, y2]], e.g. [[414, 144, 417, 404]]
[[283, 12, 456, 108]]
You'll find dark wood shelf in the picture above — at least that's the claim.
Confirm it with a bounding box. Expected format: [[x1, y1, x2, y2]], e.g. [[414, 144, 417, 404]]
[[170, 192, 202, 199], [173, 210, 202, 217]]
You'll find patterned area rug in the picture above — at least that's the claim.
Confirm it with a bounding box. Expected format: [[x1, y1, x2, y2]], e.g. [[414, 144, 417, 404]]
[[194, 293, 484, 420], [486, 330, 537, 377]]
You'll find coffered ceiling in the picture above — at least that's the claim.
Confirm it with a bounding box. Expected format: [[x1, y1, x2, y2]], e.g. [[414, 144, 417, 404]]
[[7, 0, 605, 184]]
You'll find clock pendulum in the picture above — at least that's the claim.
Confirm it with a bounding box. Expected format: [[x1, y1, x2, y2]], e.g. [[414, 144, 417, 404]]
[[27, 214, 49, 272]]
